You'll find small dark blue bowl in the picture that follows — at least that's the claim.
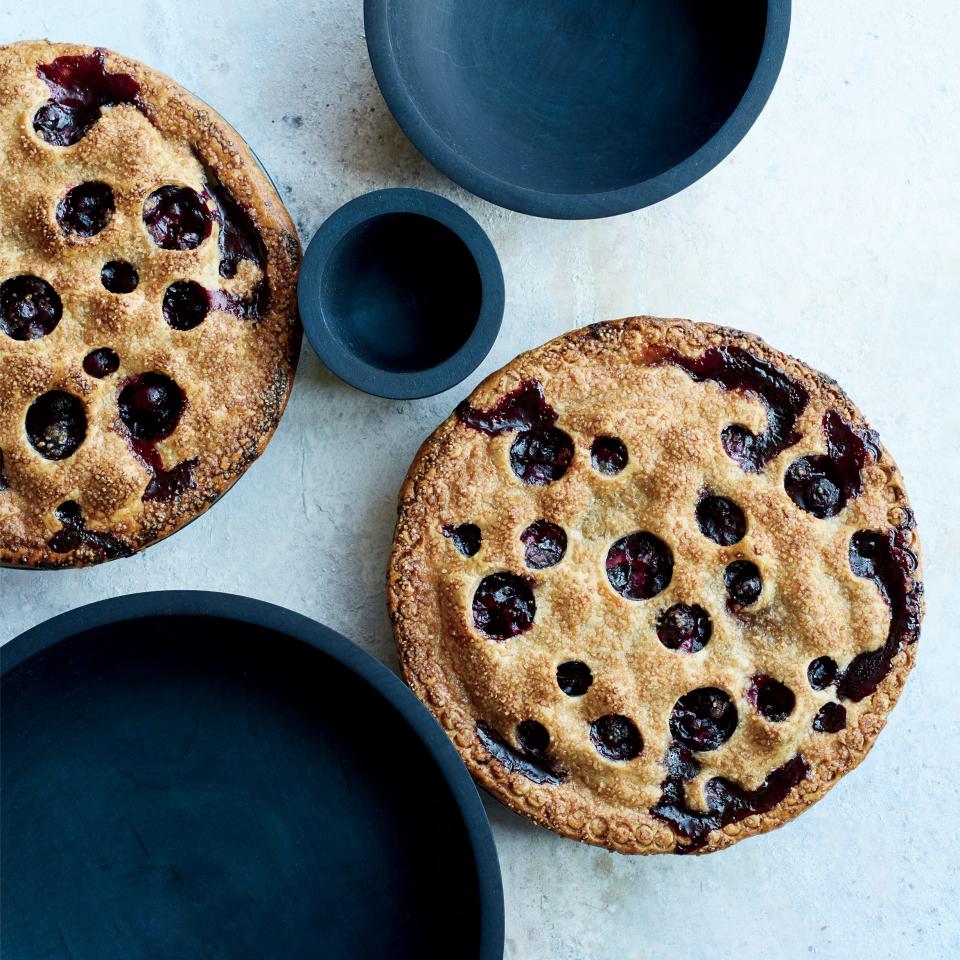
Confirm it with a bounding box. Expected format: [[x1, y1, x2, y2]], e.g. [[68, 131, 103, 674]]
[[365, 0, 791, 219], [299, 189, 504, 399]]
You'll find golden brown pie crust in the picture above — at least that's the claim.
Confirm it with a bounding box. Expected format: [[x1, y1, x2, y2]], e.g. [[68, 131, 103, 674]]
[[389, 316, 923, 854], [0, 40, 301, 568]]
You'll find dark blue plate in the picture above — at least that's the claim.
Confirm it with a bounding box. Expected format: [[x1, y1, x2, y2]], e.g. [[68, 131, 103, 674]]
[[365, 0, 791, 219], [1, 592, 503, 960]]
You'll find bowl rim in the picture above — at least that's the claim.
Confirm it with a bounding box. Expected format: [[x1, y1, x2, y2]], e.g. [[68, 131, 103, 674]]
[[1, 590, 506, 960], [298, 188, 505, 400], [364, 0, 792, 220]]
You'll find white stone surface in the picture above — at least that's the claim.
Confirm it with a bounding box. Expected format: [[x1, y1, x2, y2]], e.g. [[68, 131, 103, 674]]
[[2, 3, 959, 957]]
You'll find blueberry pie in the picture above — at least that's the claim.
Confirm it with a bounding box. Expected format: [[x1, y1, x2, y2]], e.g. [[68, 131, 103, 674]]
[[389, 317, 923, 854], [0, 42, 300, 567]]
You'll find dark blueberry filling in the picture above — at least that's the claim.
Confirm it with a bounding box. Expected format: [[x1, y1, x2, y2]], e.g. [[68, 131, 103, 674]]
[[590, 436, 628, 475], [652, 751, 809, 852], [0, 449, 7, 491], [696, 493, 746, 546], [664, 743, 701, 782], [82, 347, 119, 378], [521, 520, 567, 569], [556, 660, 593, 696], [100, 260, 138, 293], [162, 280, 209, 331], [657, 603, 712, 653], [509, 427, 574, 485], [55, 181, 114, 237], [724, 560, 762, 607], [669, 687, 738, 752], [807, 656, 838, 691], [33, 51, 142, 146], [835, 522, 922, 702], [812, 702, 847, 733], [48, 500, 133, 560], [118, 373, 184, 441], [457, 379, 557, 435], [139, 452, 197, 502], [665, 346, 809, 472], [475, 722, 566, 785], [1, 275, 62, 340], [590, 714, 643, 761], [516, 719, 550, 755], [746, 675, 795, 722], [472, 572, 536, 640], [143, 185, 212, 250], [443, 523, 481, 557], [203, 172, 266, 278], [25, 391, 86, 460], [785, 411, 880, 518], [606, 531, 673, 600], [206, 284, 268, 322]]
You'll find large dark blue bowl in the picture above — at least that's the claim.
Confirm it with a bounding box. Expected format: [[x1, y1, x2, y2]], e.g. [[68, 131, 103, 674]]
[[1, 592, 504, 960], [365, 0, 790, 219]]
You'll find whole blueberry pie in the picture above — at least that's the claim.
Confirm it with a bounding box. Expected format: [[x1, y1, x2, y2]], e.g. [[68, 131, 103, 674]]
[[389, 317, 923, 854], [0, 41, 301, 567]]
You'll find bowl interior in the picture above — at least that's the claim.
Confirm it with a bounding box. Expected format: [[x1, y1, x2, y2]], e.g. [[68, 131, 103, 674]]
[[321, 212, 482, 373], [386, 0, 767, 194], [2, 614, 487, 959]]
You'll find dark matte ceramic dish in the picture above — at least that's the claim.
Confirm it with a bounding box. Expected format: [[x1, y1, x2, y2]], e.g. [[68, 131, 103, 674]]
[[365, 0, 791, 219], [298, 188, 504, 399], [0, 592, 504, 960]]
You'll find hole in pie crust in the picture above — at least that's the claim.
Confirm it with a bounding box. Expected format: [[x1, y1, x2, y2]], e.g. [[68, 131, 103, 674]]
[[509, 427, 574, 485], [656, 603, 711, 653], [556, 660, 593, 696], [590, 435, 628, 475], [56, 181, 114, 237], [516, 719, 550, 755], [83, 347, 119, 378], [520, 520, 566, 569], [1, 275, 62, 340], [162, 281, 209, 331], [605, 532, 673, 600], [26, 391, 87, 460], [724, 559, 762, 607], [669, 687, 738, 752], [807, 656, 838, 691], [746, 674, 795, 722], [695, 493, 746, 546], [590, 714, 643, 761], [812, 702, 847, 733], [143, 185, 212, 251], [117, 372, 185, 441], [472, 572, 536, 640], [443, 523, 481, 557], [101, 260, 139, 293]]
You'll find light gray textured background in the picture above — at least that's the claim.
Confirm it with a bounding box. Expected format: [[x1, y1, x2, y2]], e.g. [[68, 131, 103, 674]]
[[2, 3, 958, 958]]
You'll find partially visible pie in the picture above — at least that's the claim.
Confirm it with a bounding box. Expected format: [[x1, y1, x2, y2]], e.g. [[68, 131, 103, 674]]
[[0, 41, 301, 567], [389, 316, 923, 854]]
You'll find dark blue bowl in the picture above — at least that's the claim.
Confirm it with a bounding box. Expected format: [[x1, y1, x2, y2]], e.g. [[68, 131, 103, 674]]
[[1, 592, 504, 960], [299, 189, 504, 399], [365, 0, 791, 219]]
